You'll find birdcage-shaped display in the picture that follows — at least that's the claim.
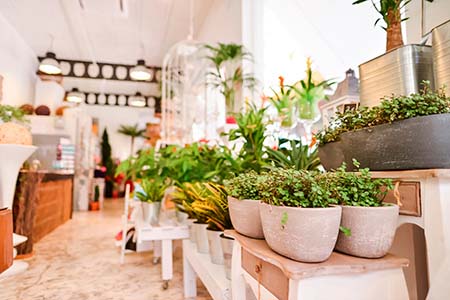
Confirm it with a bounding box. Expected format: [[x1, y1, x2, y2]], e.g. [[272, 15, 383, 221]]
[[161, 40, 222, 145]]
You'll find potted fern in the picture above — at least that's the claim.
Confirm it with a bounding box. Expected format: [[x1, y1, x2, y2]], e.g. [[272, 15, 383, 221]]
[[353, 0, 434, 106]]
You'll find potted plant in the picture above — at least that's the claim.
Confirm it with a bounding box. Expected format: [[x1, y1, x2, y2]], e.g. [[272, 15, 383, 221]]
[[265, 138, 321, 171], [117, 124, 146, 156], [258, 168, 341, 262], [324, 160, 398, 258], [224, 171, 265, 239], [136, 177, 168, 225], [205, 43, 257, 118], [318, 82, 450, 170], [89, 185, 100, 211], [268, 76, 297, 135], [352, 0, 434, 106], [191, 183, 232, 265]]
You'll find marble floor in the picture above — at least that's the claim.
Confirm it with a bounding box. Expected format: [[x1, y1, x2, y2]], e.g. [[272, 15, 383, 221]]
[[0, 199, 211, 300]]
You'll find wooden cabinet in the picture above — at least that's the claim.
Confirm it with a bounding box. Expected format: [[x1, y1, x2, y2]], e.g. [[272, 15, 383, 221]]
[[0, 209, 13, 273]]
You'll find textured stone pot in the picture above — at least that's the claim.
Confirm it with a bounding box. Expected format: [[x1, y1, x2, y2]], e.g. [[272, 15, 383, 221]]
[[336, 205, 399, 258], [319, 114, 450, 171], [259, 202, 341, 262], [220, 233, 234, 280], [193, 222, 209, 254], [228, 196, 264, 239], [207, 229, 224, 265], [186, 219, 197, 243]]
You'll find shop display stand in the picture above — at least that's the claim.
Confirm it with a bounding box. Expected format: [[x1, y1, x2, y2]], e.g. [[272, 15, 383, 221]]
[[183, 239, 231, 300]]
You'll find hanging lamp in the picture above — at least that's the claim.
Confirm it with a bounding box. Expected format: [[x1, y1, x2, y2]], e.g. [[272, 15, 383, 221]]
[[39, 35, 61, 75], [66, 88, 84, 103], [130, 60, 153, 81], [129, 92, 146, 107]]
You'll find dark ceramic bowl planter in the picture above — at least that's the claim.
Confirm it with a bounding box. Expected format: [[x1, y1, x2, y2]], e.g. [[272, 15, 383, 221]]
[[259, 202, 341, 263], [319, 114, 450, 171], [228, 196, 264, 239], [336, 205, 399, 258]]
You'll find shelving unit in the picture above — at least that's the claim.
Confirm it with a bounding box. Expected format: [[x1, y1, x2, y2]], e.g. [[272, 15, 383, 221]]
[[183, 239, 230, 300]]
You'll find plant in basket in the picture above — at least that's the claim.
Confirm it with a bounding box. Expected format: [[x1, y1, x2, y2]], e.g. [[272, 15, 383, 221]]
[[224, 171, 265, 239], [258, 168, 341, 262], [323, 160, 397, 258]]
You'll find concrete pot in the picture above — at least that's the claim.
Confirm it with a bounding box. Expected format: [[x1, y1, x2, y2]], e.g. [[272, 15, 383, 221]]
[[319, 114, 450, 171], [207, 229, 224, 265], [186, 219, 197, 243], [193, 222, 209, 254], [336, 205, 399, 258], [220, 233, 234, 280], [228, 196, 264, 239], [259, 202, 341, 262]]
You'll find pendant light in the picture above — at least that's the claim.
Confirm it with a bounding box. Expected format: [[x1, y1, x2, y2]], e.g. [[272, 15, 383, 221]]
[[66, 88, 84, 103], [39, 35, 62, 75], [129, 92, 146, 107], [130, 59, 153, 81]]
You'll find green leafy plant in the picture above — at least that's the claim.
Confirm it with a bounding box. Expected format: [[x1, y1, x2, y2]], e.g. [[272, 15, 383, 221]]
[[322, 160, 393, 207], [0, 105, 27, 123], [101, 129, 115, 197], [117, 124, 146, 155], [352, 0, 411, 51], [318, 82, 450, 144], [258, 168, 337, 208], [93, 185, 100, 202], [205, 43, 257, 114], [268, 76, 296, 127], [223, 105, 268, 173], [223, 171, 264, 200], [136, 178, 168, 203], [266, 139, 321, 171]]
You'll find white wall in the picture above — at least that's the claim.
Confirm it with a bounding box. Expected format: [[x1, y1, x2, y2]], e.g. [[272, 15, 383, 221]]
[[0, 12, 37, 105], [196, 0, 242, 44], [82, 104, 154, 160]]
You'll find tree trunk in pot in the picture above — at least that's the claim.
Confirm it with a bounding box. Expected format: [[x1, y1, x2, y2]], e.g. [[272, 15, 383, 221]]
[[336, 205, 399, 258], [386, 6, 404, 52]]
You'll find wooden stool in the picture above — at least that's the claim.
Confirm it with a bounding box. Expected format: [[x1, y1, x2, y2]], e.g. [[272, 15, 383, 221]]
[[227, 230, 409, 300]]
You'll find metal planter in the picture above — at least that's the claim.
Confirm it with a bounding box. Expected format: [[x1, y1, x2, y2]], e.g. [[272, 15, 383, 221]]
[[433, 20, 450, 90], [359, 45, 434, 107], [318, 114, 450, 171]]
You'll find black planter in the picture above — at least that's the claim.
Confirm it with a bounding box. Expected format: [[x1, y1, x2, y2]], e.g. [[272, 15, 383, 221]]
[[319, 114, 450, 171]]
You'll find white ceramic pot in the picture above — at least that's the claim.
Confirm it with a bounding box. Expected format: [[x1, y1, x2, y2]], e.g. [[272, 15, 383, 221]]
[[228, 196, 264, 239], [259, 202, 341, 263], [207, 229, 224, 265], [176, 210, 189, 224], [220, 233, 234, 280], [193, 222, 209, 253], [336, 205, 399, 258], [141, 202, 161, 225], [186, 218, 197, 243]]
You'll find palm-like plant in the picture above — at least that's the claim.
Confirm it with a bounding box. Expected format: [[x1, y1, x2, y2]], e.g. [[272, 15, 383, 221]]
[[205, 43, 257, 114], [352, 0, 411, 51], [117, 124, 146, 155], [266, 139, 321, 171]]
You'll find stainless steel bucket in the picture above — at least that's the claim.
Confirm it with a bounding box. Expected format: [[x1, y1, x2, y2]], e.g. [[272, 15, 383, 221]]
[[359, 45, 434, 107], [432, 20, 450, 90]]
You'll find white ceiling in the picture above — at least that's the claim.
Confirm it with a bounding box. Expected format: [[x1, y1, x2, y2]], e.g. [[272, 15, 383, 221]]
[[0, 0, 214, 66]]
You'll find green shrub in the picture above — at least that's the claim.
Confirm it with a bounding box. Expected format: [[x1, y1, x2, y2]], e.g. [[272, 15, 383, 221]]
[[223, 171, 263, 200]]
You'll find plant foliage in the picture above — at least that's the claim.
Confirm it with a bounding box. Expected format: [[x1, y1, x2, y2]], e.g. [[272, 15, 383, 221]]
[[266, 139, 321, 171], [352, 0, 411, 30], [223, 171, 263, 200], [0, 105, 27, 123], [136, 177, 168, 203]]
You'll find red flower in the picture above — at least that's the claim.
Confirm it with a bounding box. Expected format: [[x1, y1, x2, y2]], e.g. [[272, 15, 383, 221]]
[[272, 145, 278, 150], [278, 76, 284, 87], [309, 136, 317, 148], [198, 138, 209, 143], [226, 116, 236, 124]]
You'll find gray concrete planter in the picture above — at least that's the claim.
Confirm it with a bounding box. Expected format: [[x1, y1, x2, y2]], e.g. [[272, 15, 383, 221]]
[[228, 196, 264, 239], [336, 205, 399, 258], [319, 114, 450, 171], [259, 202, 341, 263]]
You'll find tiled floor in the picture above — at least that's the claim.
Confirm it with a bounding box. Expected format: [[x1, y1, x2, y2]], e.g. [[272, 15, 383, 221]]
[[0, 199, 210, 300]]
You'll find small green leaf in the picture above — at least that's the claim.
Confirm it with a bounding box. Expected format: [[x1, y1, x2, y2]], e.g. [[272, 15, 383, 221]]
[[281, 212, 288, 225], [340, 226, 352, 237]]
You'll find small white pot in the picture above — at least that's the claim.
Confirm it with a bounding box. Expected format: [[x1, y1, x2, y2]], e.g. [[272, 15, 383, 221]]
[[176, 210, 189, 224], [220, 234, 234, 280], [186, 218, 197, 243], [193, 222, 209, 253], [207, 229, 224, 265], [141, 202, 161, 225]]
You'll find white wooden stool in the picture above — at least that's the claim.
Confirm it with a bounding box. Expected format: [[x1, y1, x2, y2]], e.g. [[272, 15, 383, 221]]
[[227, 230, 409, 300]]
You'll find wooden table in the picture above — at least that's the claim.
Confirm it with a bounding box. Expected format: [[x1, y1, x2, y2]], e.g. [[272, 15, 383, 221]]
[[226, 230, 409, 300], [372, 169, 450, 299]]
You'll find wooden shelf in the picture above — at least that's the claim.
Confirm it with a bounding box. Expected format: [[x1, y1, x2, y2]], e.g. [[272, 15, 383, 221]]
[[183, 239, 230, 300]]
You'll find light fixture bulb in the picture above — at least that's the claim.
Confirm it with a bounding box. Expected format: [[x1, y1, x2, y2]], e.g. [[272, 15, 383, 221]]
[[39, 52, 62, 75], [129, 92, 146, 107], [130, 60, 153, 81], [66, 88, 84, 103]]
